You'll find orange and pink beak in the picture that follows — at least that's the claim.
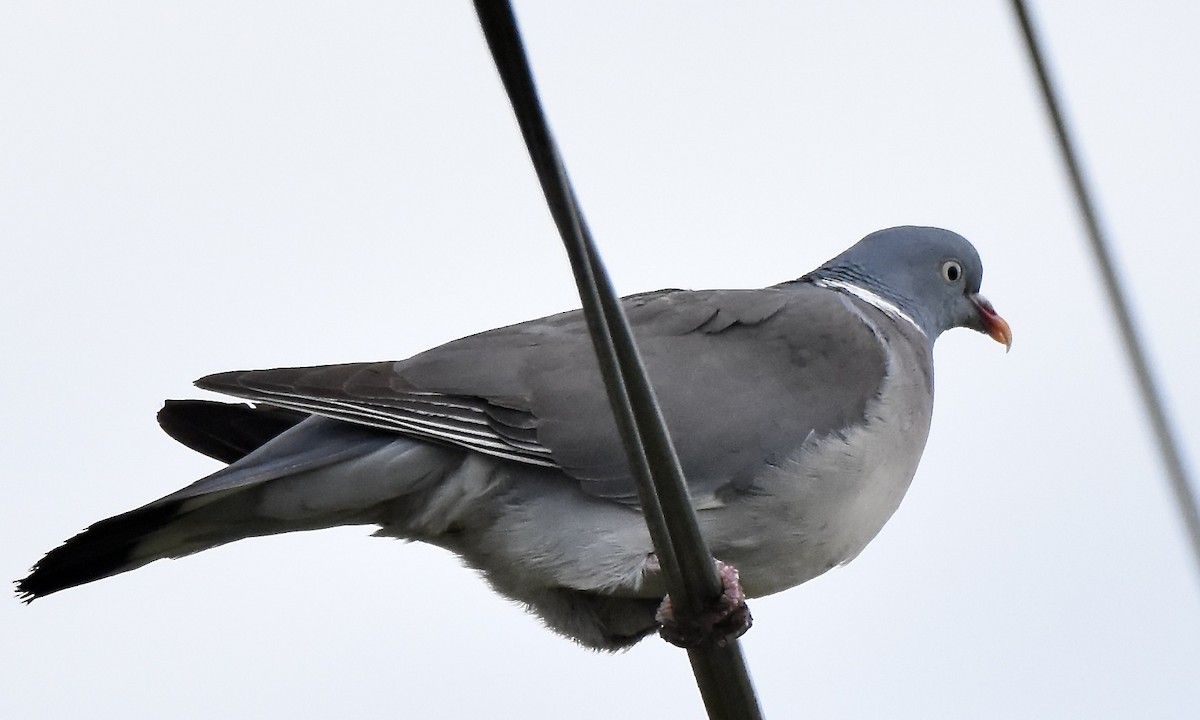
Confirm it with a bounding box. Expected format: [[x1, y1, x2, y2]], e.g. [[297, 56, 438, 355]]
[[970, 294, 1013, 351]]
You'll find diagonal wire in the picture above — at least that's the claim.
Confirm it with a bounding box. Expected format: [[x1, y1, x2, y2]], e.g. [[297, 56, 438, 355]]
[[1010, 0, 1200, 581], [472, 2, 763, 718]]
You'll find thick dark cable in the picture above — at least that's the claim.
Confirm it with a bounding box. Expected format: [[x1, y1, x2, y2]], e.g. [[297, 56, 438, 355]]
[[472, 2, 763, 718], [1011, 0, 1200, 580]]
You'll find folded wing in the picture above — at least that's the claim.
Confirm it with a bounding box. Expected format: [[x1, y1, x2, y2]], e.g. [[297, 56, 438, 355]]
[[197, 286, 889, 504]]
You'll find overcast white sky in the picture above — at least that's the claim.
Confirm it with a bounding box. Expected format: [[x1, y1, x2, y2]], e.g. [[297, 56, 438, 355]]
[[3, 2, 1198, 718]]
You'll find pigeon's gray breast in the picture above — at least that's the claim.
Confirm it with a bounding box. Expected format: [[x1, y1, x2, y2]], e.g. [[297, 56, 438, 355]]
[[697, 293, 935, 597]]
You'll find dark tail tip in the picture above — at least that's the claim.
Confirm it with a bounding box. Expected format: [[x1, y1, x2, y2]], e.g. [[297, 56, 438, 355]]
[[16, 500, 181, 601], [158, 400, 308, 464]]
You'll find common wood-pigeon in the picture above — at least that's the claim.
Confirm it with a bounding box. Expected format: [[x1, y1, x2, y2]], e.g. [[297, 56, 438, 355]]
[[18, 225, 1011, 650]]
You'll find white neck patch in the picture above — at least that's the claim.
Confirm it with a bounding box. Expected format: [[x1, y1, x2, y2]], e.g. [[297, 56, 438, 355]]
[[813, 278, 926, 337]]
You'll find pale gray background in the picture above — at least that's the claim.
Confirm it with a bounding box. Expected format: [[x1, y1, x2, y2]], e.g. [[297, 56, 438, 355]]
[[3, 2, 1198, 718]]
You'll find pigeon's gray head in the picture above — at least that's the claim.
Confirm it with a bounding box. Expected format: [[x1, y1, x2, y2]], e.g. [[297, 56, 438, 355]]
[[808, 226, 1012, 348]]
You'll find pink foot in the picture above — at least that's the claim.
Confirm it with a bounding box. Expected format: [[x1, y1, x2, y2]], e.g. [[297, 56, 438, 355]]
[[655, 560, 752, 648]]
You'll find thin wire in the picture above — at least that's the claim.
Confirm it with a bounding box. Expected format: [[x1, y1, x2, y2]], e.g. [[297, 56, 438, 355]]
[[472, 2, 763, 718], [1010, 0, 1200, 580]]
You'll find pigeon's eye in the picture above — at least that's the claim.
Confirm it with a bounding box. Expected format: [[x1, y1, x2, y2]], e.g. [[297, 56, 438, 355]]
[[941, 260, 963, 283]]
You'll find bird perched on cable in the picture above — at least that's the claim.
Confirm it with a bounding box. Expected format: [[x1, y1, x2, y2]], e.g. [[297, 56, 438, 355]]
[[17, 225, 1011, 650]]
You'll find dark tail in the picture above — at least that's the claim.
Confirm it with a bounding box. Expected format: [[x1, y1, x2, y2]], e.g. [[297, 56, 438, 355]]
[[17, 500, 184, 601], [18, 410, 405, 601], [157, 400, 308, 463], [18, 400, 309, 600]]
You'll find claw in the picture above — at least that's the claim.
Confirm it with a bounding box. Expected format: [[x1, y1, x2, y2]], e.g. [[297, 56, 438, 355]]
[[655, 560, 753, 649]]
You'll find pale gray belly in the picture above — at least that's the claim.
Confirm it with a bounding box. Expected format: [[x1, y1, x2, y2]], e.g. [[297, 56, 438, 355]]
[[699, 334, 934, 597]]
